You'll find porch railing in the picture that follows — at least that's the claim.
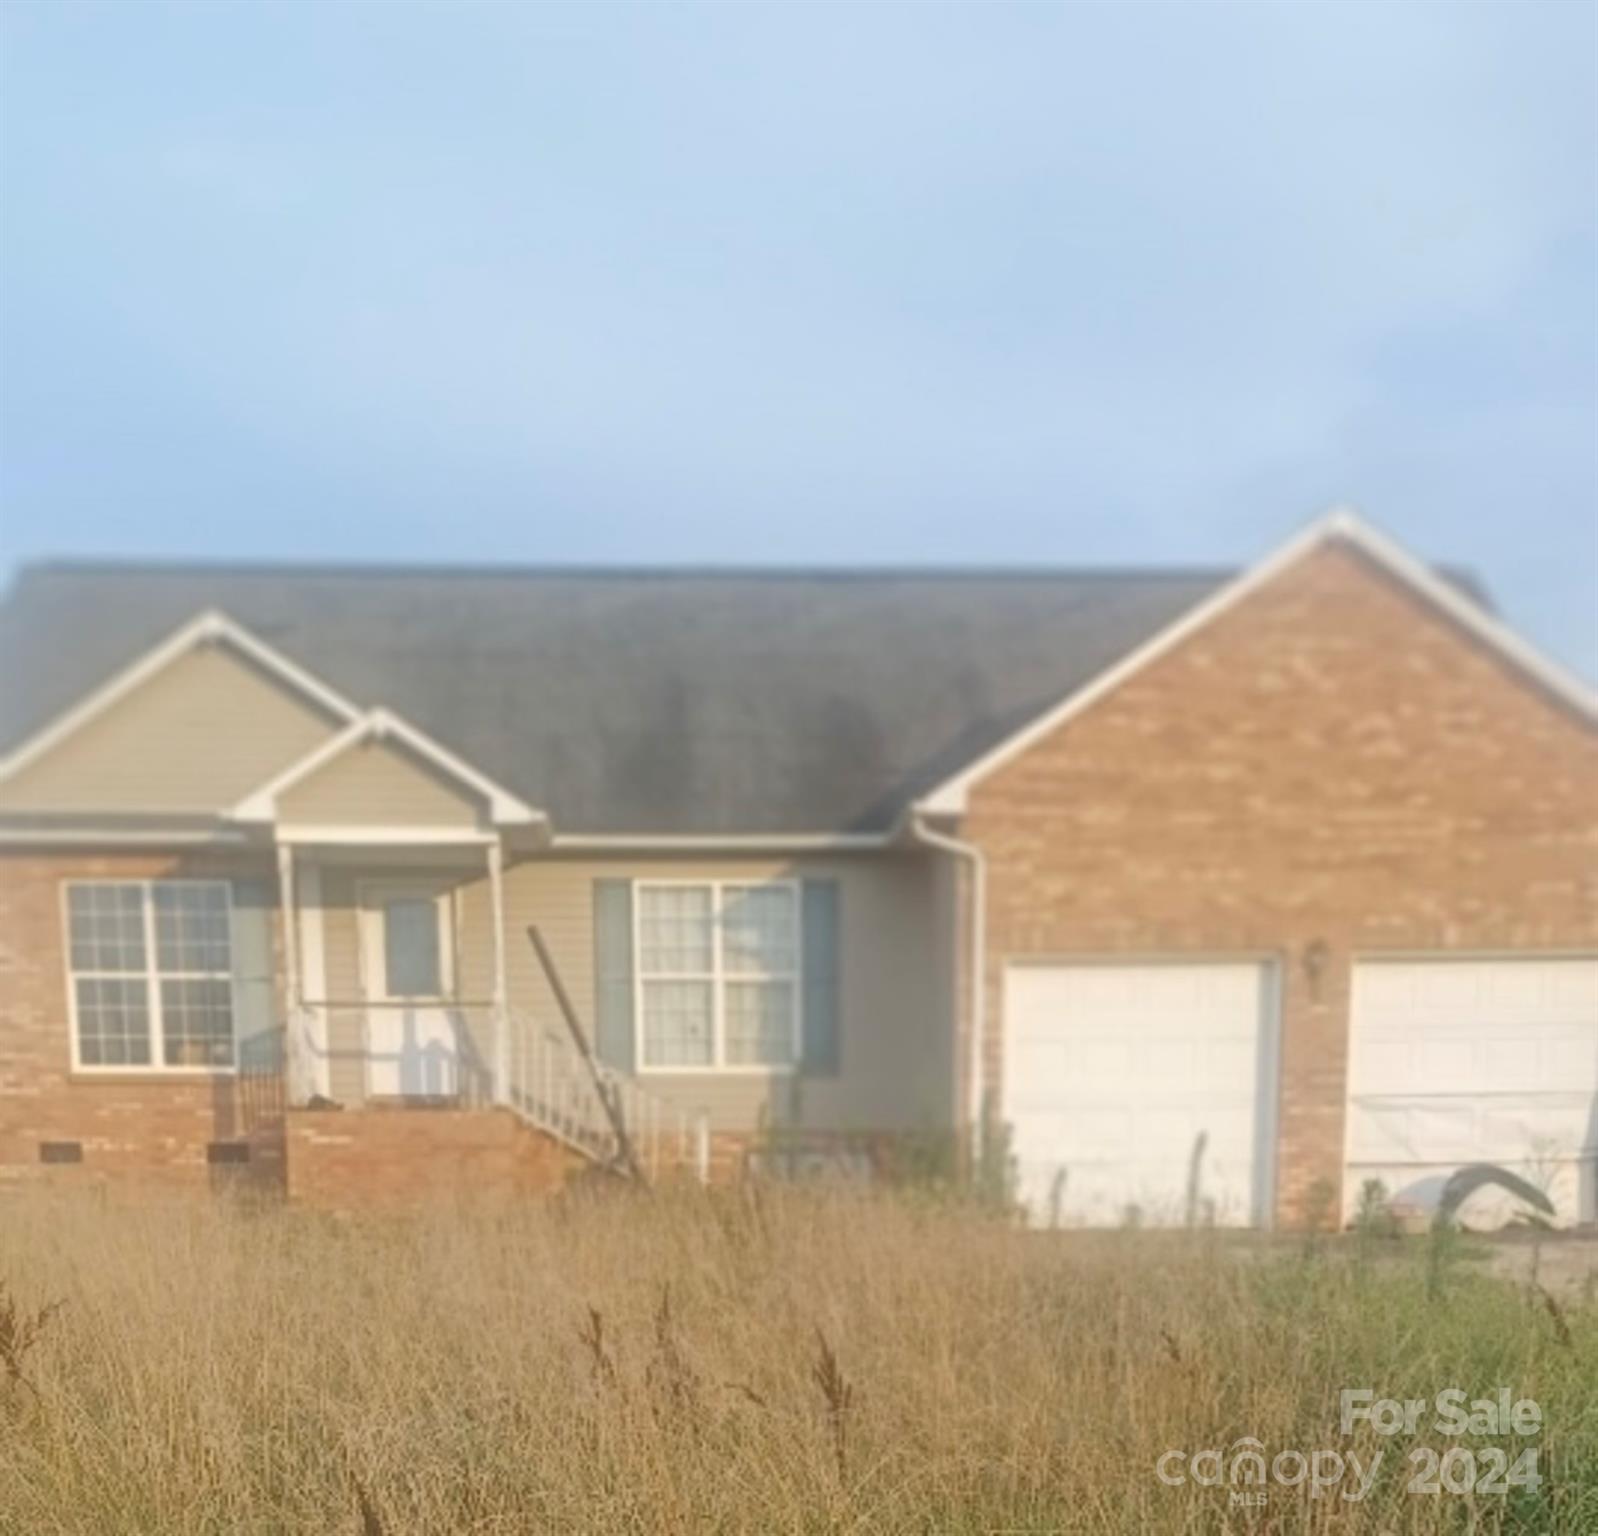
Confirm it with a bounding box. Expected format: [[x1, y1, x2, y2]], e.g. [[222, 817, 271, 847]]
[[287, 999, 500, 1108], [285, 1000, 705, 1183], [502, 1007, 696, 1180]]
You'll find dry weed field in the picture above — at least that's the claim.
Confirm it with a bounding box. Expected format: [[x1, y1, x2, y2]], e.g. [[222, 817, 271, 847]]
[[0, 1185, 1593, 1534]]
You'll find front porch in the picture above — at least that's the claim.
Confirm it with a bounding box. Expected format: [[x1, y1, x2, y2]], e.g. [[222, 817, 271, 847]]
[[273, 835, 709, 1195], [276, 837, 510, 1111]]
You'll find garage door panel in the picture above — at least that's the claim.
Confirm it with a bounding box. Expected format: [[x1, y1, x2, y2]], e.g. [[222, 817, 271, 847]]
[[1076, 1037, 1138, 1076], [1402, 1103, 1477, 1163], [1205, 1037, 1257, 1083], [1358, 1040, 1411, 1086], [1040, 1105, 1259, 1168], [1415, 1039, 1478, 1090], [1039, 1107, 1135, 1161], [1352, 1093, 1598, 1166], [1347, 959, 1598, 1226], [1345, 1102, 1422, 1161], [1004, 962, 1273, 1228], [1548, 1033, 1598, 1081], [1482, 1037, 1542, 1090], [1352, 1031, 1598, 1097], [1475, 1099, 1598, 1158], [1014, 1163, 1260, 1228], [1006, 1038, 1074, 1087], [1347, 1100, 1477, 1162], [1355, 959, 1598, 1024]]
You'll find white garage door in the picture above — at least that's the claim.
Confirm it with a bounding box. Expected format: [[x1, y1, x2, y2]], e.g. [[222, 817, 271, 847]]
[[1347, 958, 1598, 1227], [1003, 963, 1277, 1228]]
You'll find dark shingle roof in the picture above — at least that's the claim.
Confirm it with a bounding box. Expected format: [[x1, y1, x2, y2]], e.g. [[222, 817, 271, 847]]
[[1, 561, 1241, 832]]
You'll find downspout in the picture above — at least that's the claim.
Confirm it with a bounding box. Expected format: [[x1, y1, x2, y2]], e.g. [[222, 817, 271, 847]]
[[908, 813, 987, 1172]]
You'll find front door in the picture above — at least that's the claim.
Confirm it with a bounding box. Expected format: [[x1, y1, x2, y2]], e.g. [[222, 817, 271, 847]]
[[358, 879, 460, 1098]]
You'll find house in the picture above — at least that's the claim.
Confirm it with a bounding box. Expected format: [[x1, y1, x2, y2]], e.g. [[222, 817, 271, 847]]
[[1, 509, 1594, 1227]]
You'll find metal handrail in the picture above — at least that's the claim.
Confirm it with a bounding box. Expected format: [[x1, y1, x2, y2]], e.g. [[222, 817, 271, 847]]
[[525, 923, 645, 1182], [499, 1005, 694, 1181]]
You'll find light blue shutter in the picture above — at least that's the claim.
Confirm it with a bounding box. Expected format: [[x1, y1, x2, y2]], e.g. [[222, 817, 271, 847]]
[[801, 879, 840, 1076], [593, 880, 636, 1073], [230, 879, 281, 1073]]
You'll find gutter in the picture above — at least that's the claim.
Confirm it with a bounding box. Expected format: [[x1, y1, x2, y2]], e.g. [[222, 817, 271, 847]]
[[907, 812, 987, 1169], [549, 832, 894, 852], [0, 828, 254, 847], [0, 812, 257, 847]]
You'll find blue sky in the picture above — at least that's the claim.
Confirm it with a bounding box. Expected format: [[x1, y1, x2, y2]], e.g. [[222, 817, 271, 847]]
[[2, 1, 1594, 676]]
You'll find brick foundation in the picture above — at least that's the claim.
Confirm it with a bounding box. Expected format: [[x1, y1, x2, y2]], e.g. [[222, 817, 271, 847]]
[[284, 1105, 590, 1208], [282, 1115, 916, 1208]]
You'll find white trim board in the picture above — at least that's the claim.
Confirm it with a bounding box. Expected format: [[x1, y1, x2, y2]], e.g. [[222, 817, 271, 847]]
[[273, 824, 501, 847], [916, 508, 1598, 817], [551, 832, 893, 852], [0, 609, 362, 786], [232, 707, 543, 827]]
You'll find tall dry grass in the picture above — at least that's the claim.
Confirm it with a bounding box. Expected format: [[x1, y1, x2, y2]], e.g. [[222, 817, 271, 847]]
[[0, 1184, 1591, 1533]]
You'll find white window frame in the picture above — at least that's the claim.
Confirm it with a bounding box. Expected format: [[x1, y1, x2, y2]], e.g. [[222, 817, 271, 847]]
[[61, 879, 236, 1076], [356, 878, 457, 1004], [632, 879, 803, 1075]]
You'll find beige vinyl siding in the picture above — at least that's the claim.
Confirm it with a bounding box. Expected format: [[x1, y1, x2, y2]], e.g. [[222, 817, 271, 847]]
[[316, 867, 368, 1105], [277, 740, 487, 828], [302, 849, 955, 1131], [0, 644, 340, 812], [483, 852, 956, 1134]]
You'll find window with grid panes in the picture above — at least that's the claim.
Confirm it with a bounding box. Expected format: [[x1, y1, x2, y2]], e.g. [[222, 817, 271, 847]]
[[65, 882, 235, 1069], [636, 883, 799, 1070]]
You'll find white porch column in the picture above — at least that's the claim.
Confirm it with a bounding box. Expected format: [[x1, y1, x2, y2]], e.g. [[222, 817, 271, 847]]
[[296, 860, 331, 1101], [276, 841, 305, 1104], [488, 838, 509, 1103]]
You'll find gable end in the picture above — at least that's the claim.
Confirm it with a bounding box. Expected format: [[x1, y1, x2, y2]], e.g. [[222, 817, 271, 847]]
[[916, 510, 1597, 816]]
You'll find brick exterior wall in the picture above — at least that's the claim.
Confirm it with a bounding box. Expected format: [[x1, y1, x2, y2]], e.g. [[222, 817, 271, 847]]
[[0, 852, 289, 1193], [0, 853, 635, 1203], [963, 542, 1598, 1227], [0, 851, 888, 1203], [285, 1106, 590, 1208]]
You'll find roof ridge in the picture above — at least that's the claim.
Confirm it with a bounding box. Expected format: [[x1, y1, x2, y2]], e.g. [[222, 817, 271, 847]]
[[10, 557, 1238, 583]]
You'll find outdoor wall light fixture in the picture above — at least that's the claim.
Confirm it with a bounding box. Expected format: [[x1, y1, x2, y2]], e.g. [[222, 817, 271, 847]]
[[1302, 938, 1330, 999]]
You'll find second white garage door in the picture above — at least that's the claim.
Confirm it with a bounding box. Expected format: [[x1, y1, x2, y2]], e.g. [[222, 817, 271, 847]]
[[1003, 962, 1277, 1227], [1347, 958, 1598, 1227]]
